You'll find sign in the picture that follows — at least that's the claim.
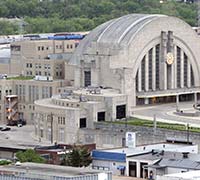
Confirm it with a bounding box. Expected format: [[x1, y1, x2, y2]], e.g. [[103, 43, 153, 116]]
[[126, 132, 136, 148], [98, 173, 108, 180]]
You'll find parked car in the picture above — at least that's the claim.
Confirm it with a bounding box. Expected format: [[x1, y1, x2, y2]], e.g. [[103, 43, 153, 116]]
[[1, 127, 11, 131]]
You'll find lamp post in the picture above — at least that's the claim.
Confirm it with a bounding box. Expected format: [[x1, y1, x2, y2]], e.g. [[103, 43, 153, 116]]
[[186, 123, 190, 144]]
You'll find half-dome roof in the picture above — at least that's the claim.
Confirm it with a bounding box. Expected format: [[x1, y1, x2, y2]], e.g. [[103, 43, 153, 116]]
[[73, 14, 167, 57]]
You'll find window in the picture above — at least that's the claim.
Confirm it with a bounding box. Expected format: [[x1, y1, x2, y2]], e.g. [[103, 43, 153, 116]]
[[41, 46, 44, 51], [116, 105, 126, 119], [38, 46, 41, 51], [155, 44, 160, 89], [75, 43, 79, 48], [80, 118, 87, 128], [40, 128, 44, 138], [148, 48, 153, 90], [70, 44, 73, 49], [141, 57, 145, 91], [177, 46, 181, 88], [59, 128, 65, 142], [84, 71, 91, 87], [11, 45, 21, 51], [184, 54, 188, 87], [97, 112, 105, 122], [47, 127, 51, 141]]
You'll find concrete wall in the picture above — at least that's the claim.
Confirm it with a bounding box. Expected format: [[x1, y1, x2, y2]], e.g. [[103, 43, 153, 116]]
[[94, 122, 200, 150]]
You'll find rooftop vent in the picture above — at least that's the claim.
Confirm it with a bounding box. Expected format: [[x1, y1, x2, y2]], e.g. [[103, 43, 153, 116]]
[[60, 90, 73, 99], [182, 152, 189, 159]]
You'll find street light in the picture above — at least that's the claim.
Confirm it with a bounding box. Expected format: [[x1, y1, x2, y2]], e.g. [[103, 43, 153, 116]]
[[186, 123, 190, 144]]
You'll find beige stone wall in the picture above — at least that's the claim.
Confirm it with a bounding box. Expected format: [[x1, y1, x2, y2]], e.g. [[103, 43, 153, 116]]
[[0, 64, 10, 74]]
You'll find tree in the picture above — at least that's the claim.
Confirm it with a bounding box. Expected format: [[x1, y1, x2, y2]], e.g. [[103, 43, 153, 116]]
[[0, 20, 18, 35], [62, 145, 92, 167], [16, 149, 45, 163]]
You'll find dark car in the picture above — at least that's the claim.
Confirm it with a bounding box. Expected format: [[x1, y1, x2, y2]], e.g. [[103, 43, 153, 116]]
[[1, 127, 11, 131]]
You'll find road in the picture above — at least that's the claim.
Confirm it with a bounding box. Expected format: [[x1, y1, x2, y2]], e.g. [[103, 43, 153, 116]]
[[133, 101, 200, 127]]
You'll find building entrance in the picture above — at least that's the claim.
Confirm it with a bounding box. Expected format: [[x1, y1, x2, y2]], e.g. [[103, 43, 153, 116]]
[[136, 92, 198, 106]]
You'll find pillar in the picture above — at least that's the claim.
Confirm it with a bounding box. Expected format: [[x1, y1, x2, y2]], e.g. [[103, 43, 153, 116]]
[[136, 161, 140, 178], [145, 54, 149, 91], [152, 47, 156, 91], [160, 31, 167, 90], [174, 46, 177, 89], [194, 93, 197, 105], [187, 61, 191, 88], [138, 65, 142, 92], [144, 98, 149, 105], [180, 50, 184, 88], [176, 94, 179, 111]]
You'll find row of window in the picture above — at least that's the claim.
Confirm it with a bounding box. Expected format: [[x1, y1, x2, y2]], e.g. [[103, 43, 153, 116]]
[[38, 44, 75, 51], [26, 63, 51, 69], [0, 89, 12, 100], [16, 85, 52, 103], [26, 71, 52, 76], [18, 104, 35, 111]]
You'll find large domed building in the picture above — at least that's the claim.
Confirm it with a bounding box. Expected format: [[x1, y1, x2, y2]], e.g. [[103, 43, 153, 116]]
[[71, 13, 200, 115], [34, 14, 200, 144]]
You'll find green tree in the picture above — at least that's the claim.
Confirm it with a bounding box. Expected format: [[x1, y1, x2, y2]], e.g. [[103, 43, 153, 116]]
[[62, 145, 92, 167], [0, 20, 18, 35], [16, 149, 45, 163]]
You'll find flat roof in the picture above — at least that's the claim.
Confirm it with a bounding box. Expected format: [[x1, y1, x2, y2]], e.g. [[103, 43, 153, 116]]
[[166, 170, 200, 179], [99, 143, 198, 157], [0, 162, 105, 178], [73, 88, 125, 97]]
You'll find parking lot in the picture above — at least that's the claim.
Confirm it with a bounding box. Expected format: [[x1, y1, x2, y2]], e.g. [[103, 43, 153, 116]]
[[0, 125, 51, 149]]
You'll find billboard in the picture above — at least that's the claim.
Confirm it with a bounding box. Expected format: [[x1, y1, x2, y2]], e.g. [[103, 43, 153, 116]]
[[126, 132, 136, 148]]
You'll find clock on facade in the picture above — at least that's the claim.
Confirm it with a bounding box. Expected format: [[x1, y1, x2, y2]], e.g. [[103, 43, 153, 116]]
[[166, 52, 174, 65]]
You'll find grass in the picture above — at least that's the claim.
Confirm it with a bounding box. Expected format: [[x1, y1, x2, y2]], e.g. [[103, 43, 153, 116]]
[[0, 160, 12, 165], [6, 76, 34, 80], [107, 118, 200, 133]]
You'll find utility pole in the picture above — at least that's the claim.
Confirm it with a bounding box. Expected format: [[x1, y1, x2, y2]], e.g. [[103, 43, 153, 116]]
[[186, 123, 190, 144]]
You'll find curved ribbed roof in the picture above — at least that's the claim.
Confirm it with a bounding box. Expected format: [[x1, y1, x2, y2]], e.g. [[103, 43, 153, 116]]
[[73, 14, 167, 59]]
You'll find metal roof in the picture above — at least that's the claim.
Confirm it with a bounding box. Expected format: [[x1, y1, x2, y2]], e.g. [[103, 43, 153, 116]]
[[156, 158, 200, 170]]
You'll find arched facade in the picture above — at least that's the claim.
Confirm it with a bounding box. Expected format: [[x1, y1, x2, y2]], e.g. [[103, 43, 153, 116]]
[[70, 14, 200, 115]]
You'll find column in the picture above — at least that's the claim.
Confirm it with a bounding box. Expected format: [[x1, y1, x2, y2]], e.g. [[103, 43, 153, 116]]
[[163, 63, 167, 90], [176, 94, 179, 111], [144, 98, 149, 105], [152, 47, 156, 91], [160, 31, 167, 90], [187, 61, 191, 88], [180, 50, 184, 88], [137, 161, 140, 178], [138, 65, 142, 92], [194, 93, 197, 105], [174, 46, 177, 89], [145, 54, 149, 91]]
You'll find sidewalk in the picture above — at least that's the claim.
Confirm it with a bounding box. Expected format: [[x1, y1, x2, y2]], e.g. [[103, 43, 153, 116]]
[[113, 175, 144, 180]]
